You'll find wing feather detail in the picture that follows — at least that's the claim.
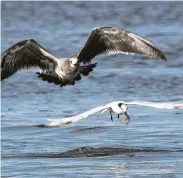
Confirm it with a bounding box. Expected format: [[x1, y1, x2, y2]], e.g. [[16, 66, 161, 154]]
[[1, 39, 58, 80], [77, 27, 167, 63]]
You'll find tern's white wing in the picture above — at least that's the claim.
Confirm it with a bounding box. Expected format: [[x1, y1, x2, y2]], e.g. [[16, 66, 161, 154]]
[[124, 101, 183, 109], [46, 105, 110, 127]]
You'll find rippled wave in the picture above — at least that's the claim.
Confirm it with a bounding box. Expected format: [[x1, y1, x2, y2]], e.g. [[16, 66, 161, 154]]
[[2, 1, 183, 177], [3, 146, 172, 159]]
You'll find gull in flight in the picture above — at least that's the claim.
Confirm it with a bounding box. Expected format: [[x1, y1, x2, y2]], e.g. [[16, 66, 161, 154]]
[[46, 100, 183, 127], [1, 27, 167, 87]]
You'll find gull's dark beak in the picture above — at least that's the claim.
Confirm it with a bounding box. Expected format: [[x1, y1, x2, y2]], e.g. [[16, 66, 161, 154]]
[[122, 112, 130, 124], [74, 63, 78, 67]]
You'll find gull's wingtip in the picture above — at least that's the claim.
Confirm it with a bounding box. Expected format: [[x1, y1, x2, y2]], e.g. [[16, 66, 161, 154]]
[[160, 52, 168, 61]]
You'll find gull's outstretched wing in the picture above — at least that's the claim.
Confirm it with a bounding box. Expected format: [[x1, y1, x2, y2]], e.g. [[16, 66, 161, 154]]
[[46, 105, 110, 127], [1, 39, 58, 81], [124, 101, 183, 109], [77, 27, 167, 63]]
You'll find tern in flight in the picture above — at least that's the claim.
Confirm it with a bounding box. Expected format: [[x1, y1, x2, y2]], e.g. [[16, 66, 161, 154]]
[[46, 101, 183, 127], [1, 27, 167, 87]]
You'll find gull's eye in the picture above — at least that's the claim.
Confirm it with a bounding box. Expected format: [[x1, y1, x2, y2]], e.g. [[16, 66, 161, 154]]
[[118, 103, 123, 108], [69, 61, 72, 64]]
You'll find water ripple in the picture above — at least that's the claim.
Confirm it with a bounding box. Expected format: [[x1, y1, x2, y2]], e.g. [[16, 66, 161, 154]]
[[3, 146, 172, 159]]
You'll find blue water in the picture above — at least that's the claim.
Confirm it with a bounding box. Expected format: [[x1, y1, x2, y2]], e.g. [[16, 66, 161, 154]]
[[1, 1, 183, 177]]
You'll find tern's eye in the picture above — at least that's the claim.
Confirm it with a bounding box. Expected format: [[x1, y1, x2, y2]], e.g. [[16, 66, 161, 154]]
[[118, 103, 123, 108]]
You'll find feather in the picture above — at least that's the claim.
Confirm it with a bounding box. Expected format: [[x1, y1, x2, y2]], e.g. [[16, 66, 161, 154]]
[[1, 39, 58, 80], [77, 27, 167, 63]]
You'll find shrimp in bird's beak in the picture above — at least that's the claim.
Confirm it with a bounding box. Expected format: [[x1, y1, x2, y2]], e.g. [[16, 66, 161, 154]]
[[121, 112, 130, 124]]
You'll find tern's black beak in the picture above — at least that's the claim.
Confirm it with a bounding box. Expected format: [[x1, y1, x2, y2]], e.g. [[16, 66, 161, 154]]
[[124, 112, 128, 117]]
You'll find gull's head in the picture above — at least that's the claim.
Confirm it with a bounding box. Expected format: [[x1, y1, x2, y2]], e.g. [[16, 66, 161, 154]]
[[69, 57, 79, 68]]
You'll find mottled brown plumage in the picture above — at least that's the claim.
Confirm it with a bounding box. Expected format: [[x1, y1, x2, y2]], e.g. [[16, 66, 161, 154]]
[[1, 27, 167, 88], [77, 27, 167, 62]]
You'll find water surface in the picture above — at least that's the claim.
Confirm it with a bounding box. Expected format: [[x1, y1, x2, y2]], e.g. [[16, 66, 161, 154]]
[[1, 1, 183, 177]]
